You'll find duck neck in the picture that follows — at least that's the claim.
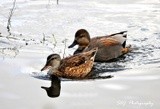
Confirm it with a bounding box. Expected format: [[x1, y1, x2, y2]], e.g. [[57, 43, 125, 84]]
[[48, 67, 58, 75], [48, 61, 60, 75], [74, 46, 86, 54]]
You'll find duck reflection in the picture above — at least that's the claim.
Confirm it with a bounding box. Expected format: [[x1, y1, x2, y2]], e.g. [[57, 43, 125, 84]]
[[41, 75, 61, 98]]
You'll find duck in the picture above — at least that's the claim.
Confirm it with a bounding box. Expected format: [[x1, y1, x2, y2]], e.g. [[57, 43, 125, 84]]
[[41, 47, 98, 79], [41, 75, 61, 98], [68, 29, 131, 62]]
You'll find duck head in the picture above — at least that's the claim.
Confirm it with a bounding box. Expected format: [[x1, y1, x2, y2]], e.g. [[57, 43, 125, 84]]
[[68, 29, 91, 54], [41, 54, 61, 71]]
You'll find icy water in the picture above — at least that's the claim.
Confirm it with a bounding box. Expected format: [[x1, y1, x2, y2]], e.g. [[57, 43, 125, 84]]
[[0, 0, 160, 109], [0, 0, 160, 70]]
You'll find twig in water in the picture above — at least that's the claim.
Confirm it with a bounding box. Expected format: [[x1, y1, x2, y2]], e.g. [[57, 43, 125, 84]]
[[7, 0, 16, 35], [52, 34, 57, 48], [42, 33, 46, 44], [62, 38, 67, 58], [0, 47, 19, 57], [0, 32, 2, 37], [48, 0, 51, 5], [57, 0, 59, 5], [46, 0, 51, 8]]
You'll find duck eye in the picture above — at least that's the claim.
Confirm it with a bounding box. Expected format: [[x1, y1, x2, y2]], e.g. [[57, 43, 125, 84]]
[[79, 33, 85, 38], [52, 57, 56, 60], [48, 57, 56, 62], [79, 35, 83, 38]]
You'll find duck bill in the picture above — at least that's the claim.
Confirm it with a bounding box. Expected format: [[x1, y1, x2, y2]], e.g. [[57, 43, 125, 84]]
[[68, 40, 77, 48], [41, 65, 50, 71]]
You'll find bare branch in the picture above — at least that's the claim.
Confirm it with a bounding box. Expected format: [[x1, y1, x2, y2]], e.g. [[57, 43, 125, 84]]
[[7, 0, 16, 35], [42, 33, 46, 44], [57, 0, 59, 5], [52, 34, 57, 48]]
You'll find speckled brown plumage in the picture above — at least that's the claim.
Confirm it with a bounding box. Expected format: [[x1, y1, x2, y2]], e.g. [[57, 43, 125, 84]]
[[41, 48, 98, 79]]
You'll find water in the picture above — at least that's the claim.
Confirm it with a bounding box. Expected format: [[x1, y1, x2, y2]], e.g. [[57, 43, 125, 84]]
[[0, 0, 160, 108], [0, 0, 160, 71]]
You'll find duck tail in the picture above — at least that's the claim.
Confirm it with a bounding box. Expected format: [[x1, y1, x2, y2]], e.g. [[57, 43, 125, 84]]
[[121, 31, 127, 47], [122, 40, 126, 48], [89, 47, 98, 57], [110, 31, 127, 37], [84, 47, 98, 61], [121, 31, 127, 38], [119, 31, 127, 34], [109, 31, 128, 48], [90, 48, 98, 61]]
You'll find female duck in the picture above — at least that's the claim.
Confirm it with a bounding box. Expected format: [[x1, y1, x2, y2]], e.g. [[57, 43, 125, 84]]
[[41, 48, 98, 79], [68, 29, 131, 62]]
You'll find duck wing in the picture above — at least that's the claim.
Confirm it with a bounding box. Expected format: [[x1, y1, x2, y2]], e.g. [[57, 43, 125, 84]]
[[108, 31, 127, 47], [59, 55, 86, 73], [85, 37, 121, 51], [59, 48, 97, 72], [89, 31, 127, 48]]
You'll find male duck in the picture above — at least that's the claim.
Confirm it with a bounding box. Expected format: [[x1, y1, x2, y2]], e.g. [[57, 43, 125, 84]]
[[41, 48, 98, 79], [68, 29, 131, 62]]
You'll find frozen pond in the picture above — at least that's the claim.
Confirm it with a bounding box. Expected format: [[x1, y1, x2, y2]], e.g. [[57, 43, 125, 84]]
[[0, 0, 160, 109]]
